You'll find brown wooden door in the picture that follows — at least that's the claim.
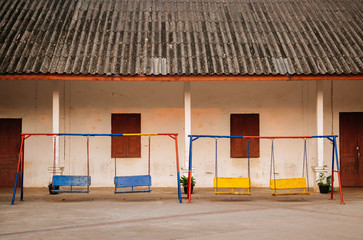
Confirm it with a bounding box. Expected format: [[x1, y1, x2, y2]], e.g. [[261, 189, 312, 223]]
[[340, 113, 363, 186], [0, 119, 22, 188]]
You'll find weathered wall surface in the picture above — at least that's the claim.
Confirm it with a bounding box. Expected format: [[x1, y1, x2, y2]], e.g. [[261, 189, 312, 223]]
[[191, 81, 316, 187], [1, 80, 362, 187]]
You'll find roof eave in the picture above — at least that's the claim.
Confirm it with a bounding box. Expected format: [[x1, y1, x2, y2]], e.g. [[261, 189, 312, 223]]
[[0, 73, 362, 81]]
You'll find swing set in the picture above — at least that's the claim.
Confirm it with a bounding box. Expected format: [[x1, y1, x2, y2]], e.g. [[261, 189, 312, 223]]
[[113, 135, 153, 194], [270, 138, 309, 196], [187, 134, 344, 204], [11, 132, 182, 205], [214, 137, 251, 195], [50, 135, 91, 194]]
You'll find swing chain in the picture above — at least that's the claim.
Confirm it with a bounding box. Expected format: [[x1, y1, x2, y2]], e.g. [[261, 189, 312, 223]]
[[303, 138, 309, 192], [270, 139, 277, 193], [247, 139, 250, 179], [113, 136, 117, 180], [214, 137, 218, 190], [86, 136, 90, 191]]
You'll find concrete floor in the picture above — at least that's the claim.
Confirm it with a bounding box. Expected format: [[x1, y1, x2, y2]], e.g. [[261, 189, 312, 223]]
[[1, 187, 363, 240]]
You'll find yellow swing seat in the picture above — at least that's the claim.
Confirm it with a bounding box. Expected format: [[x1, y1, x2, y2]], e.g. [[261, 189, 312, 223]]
[[214, 177, 251, 195], [270, 178, 310, 195]]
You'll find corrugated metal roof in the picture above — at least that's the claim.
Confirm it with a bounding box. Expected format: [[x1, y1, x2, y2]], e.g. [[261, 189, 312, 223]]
[[0, 0, 362, 76]]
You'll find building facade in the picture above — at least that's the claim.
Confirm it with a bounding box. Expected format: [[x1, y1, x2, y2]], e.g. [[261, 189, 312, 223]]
[[0, 0, 362, 189]]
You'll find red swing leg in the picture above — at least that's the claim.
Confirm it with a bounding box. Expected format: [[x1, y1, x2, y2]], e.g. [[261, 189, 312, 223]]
[[337, 170, 344, 204]]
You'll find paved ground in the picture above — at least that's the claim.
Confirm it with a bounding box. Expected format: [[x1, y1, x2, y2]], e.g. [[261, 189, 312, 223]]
[[1, 187, 363, 240]]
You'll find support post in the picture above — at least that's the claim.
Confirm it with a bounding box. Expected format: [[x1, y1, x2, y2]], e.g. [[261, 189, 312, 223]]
[[11, 135, 25, 205], [173, 135, 182, 203], [187, 135, 193, 203], [49, 81, 63, 178], [184, 82, 191, 174], [53, 81, 60, 167], [312, 81, 324, 191], [332, 137, 344, 204]]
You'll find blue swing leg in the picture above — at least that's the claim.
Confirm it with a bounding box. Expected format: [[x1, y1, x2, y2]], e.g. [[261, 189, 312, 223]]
[[177, 171, 182, 203], [11, 172, 19, 205]]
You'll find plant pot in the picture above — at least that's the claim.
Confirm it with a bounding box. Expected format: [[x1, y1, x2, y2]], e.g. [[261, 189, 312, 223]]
[[183, 186, 194, 194], [319, 185, 329, 194], [48, 185, 59, 194]]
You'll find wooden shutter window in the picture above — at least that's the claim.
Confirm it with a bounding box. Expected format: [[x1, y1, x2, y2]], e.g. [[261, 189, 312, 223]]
[[112, 114, 141, 158], [230, 114, 260, 158]]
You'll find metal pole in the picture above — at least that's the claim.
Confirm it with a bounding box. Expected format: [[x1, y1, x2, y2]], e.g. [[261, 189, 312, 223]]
[[87, 136, 90, 192], [333, 137, 344, 204], [114, 137, 117, 193], [52, 136, 57, 191], [11, 135, 25, 205], [173, 135, 182, 203], [148, 136, 151, 191], [187, 136, 193, 203], [248, 139, 251, 193], [331, 138, 335, 200], [215, 138, 218, 192], [20, 140, 25, 201]]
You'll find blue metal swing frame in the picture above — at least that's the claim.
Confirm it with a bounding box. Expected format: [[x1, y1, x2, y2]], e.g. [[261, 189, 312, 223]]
[[11, 133, 182, 205], [186, 134, 344, 204]]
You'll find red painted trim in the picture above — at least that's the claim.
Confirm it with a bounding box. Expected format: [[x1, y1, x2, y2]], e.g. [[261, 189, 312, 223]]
[[21, 133, 59, 136], [243, 136, 313, 139], [157, 133, 178, 136], [174, 136, 180, 171], [16, 136, 25, 172]]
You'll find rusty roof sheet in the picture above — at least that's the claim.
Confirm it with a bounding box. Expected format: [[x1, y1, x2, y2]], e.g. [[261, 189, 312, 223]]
[[0, 0, 362, 76]]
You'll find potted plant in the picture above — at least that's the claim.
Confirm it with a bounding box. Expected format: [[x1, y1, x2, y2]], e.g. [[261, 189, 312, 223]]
[[316, 172, 330, 194], [48, 182, 59, 194], [180, 175, 196, 194]]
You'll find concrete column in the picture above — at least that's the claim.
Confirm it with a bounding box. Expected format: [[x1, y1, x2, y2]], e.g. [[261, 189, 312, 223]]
[[48, 81, 63, 180], [312, 81, 324, 191], [316, 81, 324, 167], [184, 81, 191, 173], [53, 81, 60, 167]]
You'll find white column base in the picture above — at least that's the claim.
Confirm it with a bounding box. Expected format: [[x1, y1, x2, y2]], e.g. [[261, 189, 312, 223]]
[[311, 166, 329, 192]]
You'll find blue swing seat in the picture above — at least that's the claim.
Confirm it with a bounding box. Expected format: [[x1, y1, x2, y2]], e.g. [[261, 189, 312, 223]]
[[114, 175, 152, 194], [51, 175, 91, 193]]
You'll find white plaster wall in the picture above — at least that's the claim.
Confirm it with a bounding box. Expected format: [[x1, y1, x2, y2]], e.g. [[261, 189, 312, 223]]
[[1, 79, 362, 188], [61, 81, 184, 187], [0, 80, 185, 187], [190, 81, 318, 187], [0, 80, 54, 187], [323, 80, 363, 176]]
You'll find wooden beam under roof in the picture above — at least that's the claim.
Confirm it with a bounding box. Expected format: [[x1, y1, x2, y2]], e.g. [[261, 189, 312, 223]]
[[0, 74, 362, 81]]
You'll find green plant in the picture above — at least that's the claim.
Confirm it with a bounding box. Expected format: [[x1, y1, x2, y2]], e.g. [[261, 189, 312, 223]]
[[316, 172, 331, 186], [180, 175, 196, 187]]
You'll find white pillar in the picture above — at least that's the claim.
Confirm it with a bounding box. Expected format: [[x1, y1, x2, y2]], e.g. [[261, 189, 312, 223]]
[[312, 81, 325, 191], [316, 81, 324, 167], [53, 81, 60, 167], [48, 81, 63, 180], [184, 81, 191, 173]]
